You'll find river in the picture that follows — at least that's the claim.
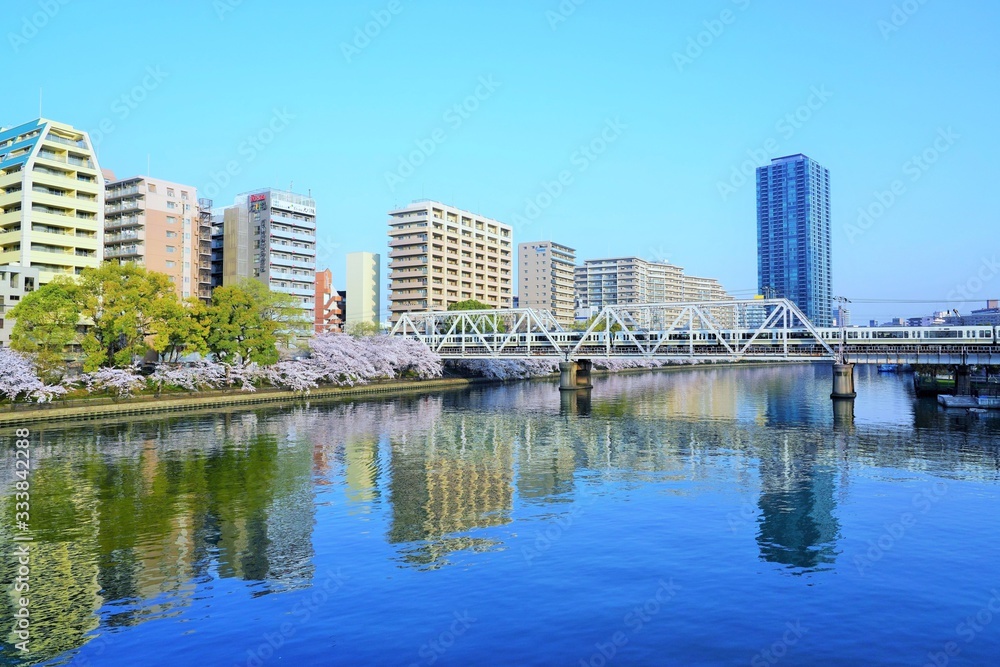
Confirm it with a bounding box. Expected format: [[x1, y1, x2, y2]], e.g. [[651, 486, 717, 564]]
[[2, 364, 999, 666]]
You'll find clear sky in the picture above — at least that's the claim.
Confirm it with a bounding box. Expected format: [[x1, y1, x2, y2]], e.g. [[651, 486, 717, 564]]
[[4, 0, 998, 323]]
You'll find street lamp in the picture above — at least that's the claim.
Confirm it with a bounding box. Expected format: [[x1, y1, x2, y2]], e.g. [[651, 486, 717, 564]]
[[835, 296, 851, 363]]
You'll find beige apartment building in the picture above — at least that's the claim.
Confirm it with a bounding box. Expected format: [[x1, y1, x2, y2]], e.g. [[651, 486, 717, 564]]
[[105, 175, 210, 301], [346, 251, 381, 326], [0, 118, 103, 286], [388, 200, 512, 321], [575, 257, 729, 309], [517, 241, 575, 325]]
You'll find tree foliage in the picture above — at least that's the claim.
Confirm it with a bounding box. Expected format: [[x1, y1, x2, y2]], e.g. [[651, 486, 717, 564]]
[[8, 277, 82, 378], [203, 281, 284, 365], [77, 263, 181, 371]]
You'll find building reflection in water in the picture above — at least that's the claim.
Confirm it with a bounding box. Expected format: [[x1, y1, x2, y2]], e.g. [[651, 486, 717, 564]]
[[6, 366, 1000, 663], [754, 434, 841, 572]]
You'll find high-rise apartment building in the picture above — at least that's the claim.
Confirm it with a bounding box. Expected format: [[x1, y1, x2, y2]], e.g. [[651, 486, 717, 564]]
[[104, 175, 205, 300], [314, 268, 345, 334], [346, 251, 381, 327], [574, 257, 729, 309], [0, 118, 104, 285], [387, 200, 512, 320], [517, 241, 575, 325], [215, 188, 317, 320], [757, 154, 832, 326]]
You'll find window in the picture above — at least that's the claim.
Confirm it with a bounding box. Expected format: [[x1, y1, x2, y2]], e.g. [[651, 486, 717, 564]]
[[165, 261, 176, 268], [181, 191, 189, 200], [166, 201, 176, 210], [166, 246, 176, 253], [166, 231, 177, 238], [166, 188, 175, 197], [166, 216, 176, 224], [148, 183, 157, 193]]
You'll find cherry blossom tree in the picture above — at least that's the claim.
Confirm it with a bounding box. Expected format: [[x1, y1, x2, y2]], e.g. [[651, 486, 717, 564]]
[[80, 367, 146, 398], [454, 359, 560, 380], [0, 347, 66, 403]]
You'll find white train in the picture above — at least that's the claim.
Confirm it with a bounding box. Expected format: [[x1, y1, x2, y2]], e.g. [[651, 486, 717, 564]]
[[428, 326, 999, 352]]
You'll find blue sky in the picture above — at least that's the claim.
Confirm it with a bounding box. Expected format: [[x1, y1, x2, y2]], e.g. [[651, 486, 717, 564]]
[[4, 0, 998, 322]]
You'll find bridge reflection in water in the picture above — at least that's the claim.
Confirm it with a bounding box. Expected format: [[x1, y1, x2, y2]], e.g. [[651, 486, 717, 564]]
[[3, 366, 1000, 664]]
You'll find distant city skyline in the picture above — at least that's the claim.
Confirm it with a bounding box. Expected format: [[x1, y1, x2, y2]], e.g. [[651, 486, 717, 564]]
[[4, 0, 997, 322]]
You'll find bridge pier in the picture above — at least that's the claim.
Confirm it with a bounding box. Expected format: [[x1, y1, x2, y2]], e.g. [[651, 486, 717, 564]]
[[559, 361, 578, 391], [955, 365, 972, 396], [560, 360, 594, 390], [831, 363, 857, 399]]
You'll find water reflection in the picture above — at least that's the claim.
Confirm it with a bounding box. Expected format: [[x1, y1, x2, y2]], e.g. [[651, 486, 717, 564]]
[[2, 365, 1000, 664]]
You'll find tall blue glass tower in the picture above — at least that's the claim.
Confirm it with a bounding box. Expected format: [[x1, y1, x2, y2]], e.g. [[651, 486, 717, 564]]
[[756, 154, 832, 326]]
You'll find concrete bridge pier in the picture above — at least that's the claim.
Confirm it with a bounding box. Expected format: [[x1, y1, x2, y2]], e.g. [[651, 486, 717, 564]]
[[559, 361, 578, 391], [576, 359, 593, 389], [831, 363, 857, 399], [560, 360, 594, 390], [954, 365, 972, 396]]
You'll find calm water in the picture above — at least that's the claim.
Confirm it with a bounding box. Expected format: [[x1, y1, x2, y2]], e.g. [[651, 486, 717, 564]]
[[2, 364, 1000, 666]]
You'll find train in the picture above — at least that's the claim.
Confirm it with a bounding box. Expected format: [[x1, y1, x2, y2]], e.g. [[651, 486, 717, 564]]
[[428, 325, 1000, 353]]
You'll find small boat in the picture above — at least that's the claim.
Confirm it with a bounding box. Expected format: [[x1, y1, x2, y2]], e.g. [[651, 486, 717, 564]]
[[877, 364, 899, 373]]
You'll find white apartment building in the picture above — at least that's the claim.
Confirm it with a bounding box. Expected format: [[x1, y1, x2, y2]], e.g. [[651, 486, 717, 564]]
[[217, 188, 317, 320], [575, 257, 729, 308]]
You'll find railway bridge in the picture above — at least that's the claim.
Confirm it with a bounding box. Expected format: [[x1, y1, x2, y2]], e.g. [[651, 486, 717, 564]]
[[390, 299, 1000, 400]]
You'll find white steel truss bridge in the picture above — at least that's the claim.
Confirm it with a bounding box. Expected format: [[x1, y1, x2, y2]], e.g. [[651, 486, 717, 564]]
[[390, 298, 1000, 366], [390, 299, 838, 362]]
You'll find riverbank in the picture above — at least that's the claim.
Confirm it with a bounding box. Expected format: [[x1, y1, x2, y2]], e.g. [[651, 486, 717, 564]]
[[0, 360, 819, 427]]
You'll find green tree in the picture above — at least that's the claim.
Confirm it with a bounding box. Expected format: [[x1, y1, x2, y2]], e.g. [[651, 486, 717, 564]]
[[157, 297, 210, 362], [572, 314, 622, 333], [345, 321, 381, 337], [8, 277, 83, 379], [77, 263, 180, 370], [202, 280, 305, 365], [446, 299, 505, 333]]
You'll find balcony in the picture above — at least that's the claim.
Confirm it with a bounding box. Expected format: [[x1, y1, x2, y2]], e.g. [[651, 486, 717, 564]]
[[106, 200, 142, 214], [105, 230, 145, 244], [105, 244, 144, 258]]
